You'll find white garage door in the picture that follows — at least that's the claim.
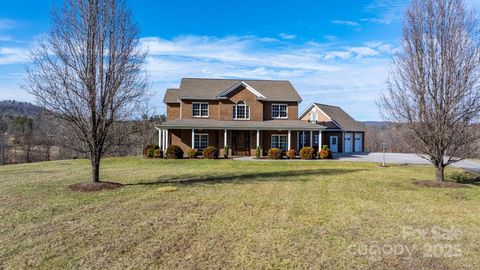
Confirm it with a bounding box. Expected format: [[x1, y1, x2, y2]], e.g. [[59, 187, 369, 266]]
[[355, 133, 363, 152], [344, 133, 353, 153]]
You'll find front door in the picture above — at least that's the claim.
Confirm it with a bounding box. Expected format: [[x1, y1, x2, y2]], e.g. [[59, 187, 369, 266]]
[[330, 136, 338, 152], [232, 131, 250, 156]]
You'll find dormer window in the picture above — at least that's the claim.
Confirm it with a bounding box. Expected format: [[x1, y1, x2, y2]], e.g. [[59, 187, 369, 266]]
[[192, 102, 208, 117], [233, 101, 250, 120], [272, 104, 288, 119]]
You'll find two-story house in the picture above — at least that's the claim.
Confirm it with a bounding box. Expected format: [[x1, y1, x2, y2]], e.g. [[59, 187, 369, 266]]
[[157, 78, 325, 157]]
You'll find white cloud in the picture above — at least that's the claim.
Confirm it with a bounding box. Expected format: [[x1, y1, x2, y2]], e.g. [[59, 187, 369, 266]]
[[0, 35, 12, 41], [278, 33, 296, 40], [324, 35, 338, 42], [331, 20, 359, 27], [0, 19, 20, 30], [361, 18, 393, 24], [0, 47, 30, 65], [140, 35, 394, 120], [362, 0, 407, 24]]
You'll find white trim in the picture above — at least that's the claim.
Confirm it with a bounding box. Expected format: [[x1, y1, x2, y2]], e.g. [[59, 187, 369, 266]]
[[194, 133, 209, 150], [310, 131, 313, 147], [217, 81, 266, 99], [192, 102, 209, 118], [232, 101, 250, 120], [272, 103, 289, 119], [298, 103, 316, 119], [271, 133, 288, 150], [288, 130, 291, 150]]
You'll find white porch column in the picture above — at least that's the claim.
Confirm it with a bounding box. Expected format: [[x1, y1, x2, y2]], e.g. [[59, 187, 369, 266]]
[[162, 129, 166, 151], [310, 131, 313, 147], [319, 130, 323, 148], [165, 129, 169, 150], [224, 129, 227, 147], [256, 129, 260, 148], [158, 129, 162, 149], [288, 129, 291, 150], [191, 129, 195, 149]]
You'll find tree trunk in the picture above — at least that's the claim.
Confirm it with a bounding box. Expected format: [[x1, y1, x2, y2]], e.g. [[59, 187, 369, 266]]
[[92, 155, 100, 183], [435, 165, 445, 182]]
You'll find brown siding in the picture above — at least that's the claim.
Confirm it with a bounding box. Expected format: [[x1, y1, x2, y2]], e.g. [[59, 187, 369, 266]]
[[180, 100, 220, 120], [263, 102, 299, 120], [322, 131, 343, 153], [170, 129, 222, 156], [166, 103, 180, 121], [220, 86, 264, 121], [300, 106, 330, 122]]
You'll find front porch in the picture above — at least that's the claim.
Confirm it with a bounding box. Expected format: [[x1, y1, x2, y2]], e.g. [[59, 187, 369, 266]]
[[156, 119, 326, 157]]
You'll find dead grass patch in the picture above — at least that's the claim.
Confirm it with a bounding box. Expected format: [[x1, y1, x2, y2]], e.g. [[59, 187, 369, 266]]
[[413, 180, 471, 188], [68, 181, 123, 192]]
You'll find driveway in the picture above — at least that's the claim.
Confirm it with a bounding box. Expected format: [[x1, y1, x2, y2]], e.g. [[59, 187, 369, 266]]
[[334, 152, 480, 172], [234, 152, 480, 172]]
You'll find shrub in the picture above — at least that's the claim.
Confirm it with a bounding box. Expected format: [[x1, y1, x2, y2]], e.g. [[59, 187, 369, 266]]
[[267, 148, 281, 159], [224, 145, 229, 158], [146, 148, 155, 158], [286, 149, 296, 159], [300, 146, 315, 160], [203, 146, 218, 159], [186, 148, 198, 159], [144, 144, 155, 156], [154, 149, 163, 159], [166, 145, 184, 159], [319, 145, 332, 159], [256, 146, 261, 159]]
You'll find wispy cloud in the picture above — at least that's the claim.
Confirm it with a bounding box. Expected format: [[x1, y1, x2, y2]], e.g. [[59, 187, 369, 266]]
[[323, 35, 338, 42], [141, 35, 395, 120], [0, 47, 30, 65], [0, 18, 21, 30], [362, 0, 407, 24], [278, 33, 296, 40], [331, 20, 359, 27]]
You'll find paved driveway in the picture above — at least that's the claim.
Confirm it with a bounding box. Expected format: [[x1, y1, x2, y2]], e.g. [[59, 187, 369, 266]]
[[334, 152, 480, 172], [234, 152, 480, 172]]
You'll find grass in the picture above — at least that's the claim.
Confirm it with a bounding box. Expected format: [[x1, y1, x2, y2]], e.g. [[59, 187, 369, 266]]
[[1, 157, 480, 269]]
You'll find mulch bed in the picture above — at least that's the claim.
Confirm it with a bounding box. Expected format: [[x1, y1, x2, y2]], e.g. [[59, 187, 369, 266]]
[[413, 180, 471, 188], [68, 181, 124, 192]]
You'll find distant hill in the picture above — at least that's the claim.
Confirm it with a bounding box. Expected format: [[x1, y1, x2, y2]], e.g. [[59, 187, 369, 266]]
[[0, 100, 43, 118], [361, 121, 394, 129]]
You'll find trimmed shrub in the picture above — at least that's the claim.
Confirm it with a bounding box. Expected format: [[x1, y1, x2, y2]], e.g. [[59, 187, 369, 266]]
[[154, 149, 163, 159], [166, 145, 184, 159], [144, 144, 155, 156], [300, 146, 315, 160], [319, 145, 332, 159], [256, 146, 261, 159], [203, 146, 218, 159], [267, 148, 281, 159], [224, 145, 229, 158], [187, 148, 198, 159], [146, 148, 155, 158], [286, 149, 296, 159]]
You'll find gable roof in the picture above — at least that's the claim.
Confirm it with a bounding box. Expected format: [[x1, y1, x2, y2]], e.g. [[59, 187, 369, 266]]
[[163, 88, 180, 103], [168, 78, 302, 102], [314, 103, 365, 131]]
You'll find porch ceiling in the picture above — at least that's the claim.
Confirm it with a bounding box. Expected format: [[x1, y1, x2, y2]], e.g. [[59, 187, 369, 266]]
[[158, 119, 325, 130]]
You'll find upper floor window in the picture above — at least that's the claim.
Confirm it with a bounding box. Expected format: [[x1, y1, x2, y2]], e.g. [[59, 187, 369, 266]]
[[233, 101, 250, 120], [310, 111, 317, 122], [192, 102, 208, 117], [272, 104, 288, 119]]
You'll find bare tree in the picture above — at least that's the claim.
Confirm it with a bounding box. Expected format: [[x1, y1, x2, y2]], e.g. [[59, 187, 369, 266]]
[[380, 0, 480, 181], [25, 0, 148, 182]]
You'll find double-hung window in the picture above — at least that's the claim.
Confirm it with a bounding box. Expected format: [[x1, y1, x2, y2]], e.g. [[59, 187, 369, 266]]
[[192, 102, 208, 117], [233, 101, 250, 120], [272, 104, 288, 119], [194, 134, 208, 149], [271, 134, 288, 151], [314, 134, 319, 144]]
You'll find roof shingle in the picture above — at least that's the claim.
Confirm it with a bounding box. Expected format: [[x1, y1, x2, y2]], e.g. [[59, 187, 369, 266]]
[[314, 103, 365, 131]]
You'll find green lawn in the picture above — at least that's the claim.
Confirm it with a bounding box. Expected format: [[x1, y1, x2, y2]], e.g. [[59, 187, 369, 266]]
[[1, 157, 480, 269]]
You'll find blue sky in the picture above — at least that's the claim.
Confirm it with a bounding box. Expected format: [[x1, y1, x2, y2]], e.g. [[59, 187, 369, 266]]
[[0, 0, 455, 120]]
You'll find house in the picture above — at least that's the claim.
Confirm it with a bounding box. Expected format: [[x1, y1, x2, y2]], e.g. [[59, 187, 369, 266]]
[[157, 78, 325, 157], [299, 103, 366, 153]]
